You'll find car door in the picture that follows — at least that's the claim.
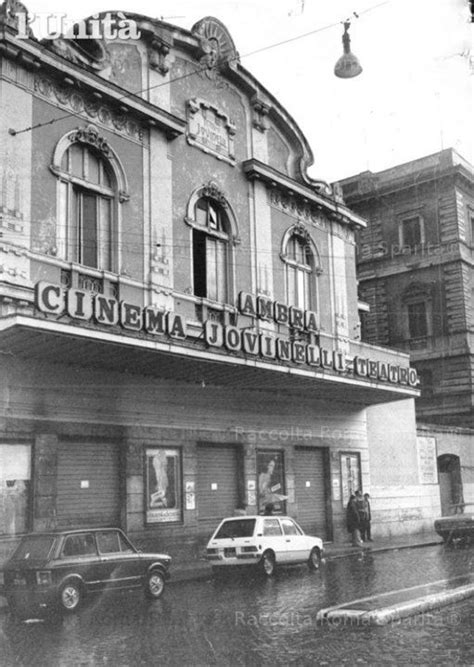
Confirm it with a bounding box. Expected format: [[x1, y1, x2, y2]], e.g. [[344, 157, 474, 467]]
[[280, 518, 311, 563], [96, 530, 142, 590], [58, 532, 102, 592], [260, 518, 287, 563]]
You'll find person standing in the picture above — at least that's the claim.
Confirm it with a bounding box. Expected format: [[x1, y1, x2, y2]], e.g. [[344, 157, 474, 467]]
[[346, 494, 363, 546], [361, 493, 373, 542]]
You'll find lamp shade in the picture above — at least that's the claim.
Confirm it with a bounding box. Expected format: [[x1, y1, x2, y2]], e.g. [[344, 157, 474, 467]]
[[334, 22, 362, 79]]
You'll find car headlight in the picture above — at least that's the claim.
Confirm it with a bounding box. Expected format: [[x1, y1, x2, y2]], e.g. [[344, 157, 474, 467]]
[[36, 570, 52, 586]]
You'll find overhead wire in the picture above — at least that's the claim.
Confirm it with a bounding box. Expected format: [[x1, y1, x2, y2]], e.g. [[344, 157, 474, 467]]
[[9, 1, 390, 136]]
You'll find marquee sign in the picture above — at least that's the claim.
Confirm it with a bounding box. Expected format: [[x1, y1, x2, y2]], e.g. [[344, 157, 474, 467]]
[[35, 282, 187, 339], [34, 282, 418, 388]]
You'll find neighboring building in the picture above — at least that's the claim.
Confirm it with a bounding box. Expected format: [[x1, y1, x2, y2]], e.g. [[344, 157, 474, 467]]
[[337, 150, 474, 518], [337, 149, 474, 428], [417, 423, 473, 518], [0, 3, 435, 558]]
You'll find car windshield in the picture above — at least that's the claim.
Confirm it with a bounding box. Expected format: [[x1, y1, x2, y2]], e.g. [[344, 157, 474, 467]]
[[214, 519, 256, 539], [11, 535, 56, 561]]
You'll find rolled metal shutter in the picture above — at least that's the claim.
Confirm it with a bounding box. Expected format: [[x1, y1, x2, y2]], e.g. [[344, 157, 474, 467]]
[[294, 447, 328, 540], [197, 445, 239, 534], [57, 441, 121, 528]]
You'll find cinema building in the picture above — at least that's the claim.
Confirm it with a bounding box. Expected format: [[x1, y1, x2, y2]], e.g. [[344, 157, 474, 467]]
[[0, 5, 438, 557]]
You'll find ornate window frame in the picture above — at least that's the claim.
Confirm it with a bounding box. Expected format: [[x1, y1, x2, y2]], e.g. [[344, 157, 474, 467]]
[[50, 125, 129, 273], [280, 223, 321, 312], [185, 182, 239, 305]]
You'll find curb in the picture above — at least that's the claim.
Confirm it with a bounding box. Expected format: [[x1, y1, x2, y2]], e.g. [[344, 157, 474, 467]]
[[325, 539, 442, 560]]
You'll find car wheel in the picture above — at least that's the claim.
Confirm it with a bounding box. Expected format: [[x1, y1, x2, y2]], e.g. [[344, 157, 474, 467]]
[[260, 551, 275, 576], [308, 547, 322, 570], [59, 581, 83, 612], [145, 569, 165, 599]]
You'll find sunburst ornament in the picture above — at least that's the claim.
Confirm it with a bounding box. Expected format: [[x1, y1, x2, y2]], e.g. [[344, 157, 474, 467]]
[[192, 16, 239, 77]]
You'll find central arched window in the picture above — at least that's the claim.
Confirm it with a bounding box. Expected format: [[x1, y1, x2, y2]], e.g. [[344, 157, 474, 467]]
[[192, 197, 230, 302], [283, 230, 318, 311], [57, 143, 115, 270]]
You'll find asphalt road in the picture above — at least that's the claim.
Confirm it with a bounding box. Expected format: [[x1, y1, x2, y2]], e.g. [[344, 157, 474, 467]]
[[1, 544, 473, 666]]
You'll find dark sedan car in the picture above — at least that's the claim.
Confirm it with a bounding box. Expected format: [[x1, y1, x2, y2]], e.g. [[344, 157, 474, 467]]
[[1, 528, 171, 617]]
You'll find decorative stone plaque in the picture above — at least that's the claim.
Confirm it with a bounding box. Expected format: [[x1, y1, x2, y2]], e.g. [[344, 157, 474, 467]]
[[187, 98, 236, 165]]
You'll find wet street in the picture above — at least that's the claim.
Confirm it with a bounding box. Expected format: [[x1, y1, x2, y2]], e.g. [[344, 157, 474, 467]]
[[1, 545, 473, 666]]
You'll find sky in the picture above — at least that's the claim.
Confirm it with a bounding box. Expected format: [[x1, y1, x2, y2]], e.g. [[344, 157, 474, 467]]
[[21, 0, 473, 182]]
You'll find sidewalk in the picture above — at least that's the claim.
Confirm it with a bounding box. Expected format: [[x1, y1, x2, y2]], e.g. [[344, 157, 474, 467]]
[[0, 532, 443, 611], [171, 531, 442, 583]]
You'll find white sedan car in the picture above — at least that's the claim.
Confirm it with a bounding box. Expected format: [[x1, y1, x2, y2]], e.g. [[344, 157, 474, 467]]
[[206, 515, 324, 575]]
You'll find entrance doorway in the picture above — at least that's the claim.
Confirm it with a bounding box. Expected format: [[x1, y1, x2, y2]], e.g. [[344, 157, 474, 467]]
[[437, 454, 464, 516]]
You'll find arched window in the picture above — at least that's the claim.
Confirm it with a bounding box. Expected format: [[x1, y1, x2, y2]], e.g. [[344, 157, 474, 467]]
[[185, 182, 239, 304], [57, 144, 114, 270], [51, 126, 129, 273], [282, 228, 319, 311], [192, 197, 230, 301]]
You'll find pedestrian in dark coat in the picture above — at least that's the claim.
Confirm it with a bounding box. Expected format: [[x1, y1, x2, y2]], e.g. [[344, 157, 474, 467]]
[[346, 494, 362, 546], [361, 493, 372, 541]]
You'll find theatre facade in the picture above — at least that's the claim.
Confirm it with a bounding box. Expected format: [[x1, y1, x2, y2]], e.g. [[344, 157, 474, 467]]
[[0, 5, 438, 557]]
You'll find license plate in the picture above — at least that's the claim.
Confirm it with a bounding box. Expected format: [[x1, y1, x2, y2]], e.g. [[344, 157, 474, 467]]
[[224, 548, 236, 557]]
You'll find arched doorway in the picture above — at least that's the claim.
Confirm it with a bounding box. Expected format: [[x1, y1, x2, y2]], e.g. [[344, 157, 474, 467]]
[[437, 454, 464, 516]]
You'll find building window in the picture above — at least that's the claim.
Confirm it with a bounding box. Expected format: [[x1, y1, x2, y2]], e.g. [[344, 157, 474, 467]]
[[282, 228, 319, 311], [192, 197, 230, 302], [401, 283, 432, 344], [407, 300, 428, 338], [57, 143, 115, 271], [399, 215, 424, 248], [145, 448, 182, 523]]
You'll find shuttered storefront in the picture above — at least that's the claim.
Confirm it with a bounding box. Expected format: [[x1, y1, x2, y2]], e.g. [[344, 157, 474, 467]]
[[57, 441, 121, 528], [294, 447, 329, 540], [197, 444, 240, 534]]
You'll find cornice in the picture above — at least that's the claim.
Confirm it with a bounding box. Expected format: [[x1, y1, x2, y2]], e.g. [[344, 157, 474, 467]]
[[243, 159, 366, 229], [0, 28, 186, 138], [342, 164, 474, 206]]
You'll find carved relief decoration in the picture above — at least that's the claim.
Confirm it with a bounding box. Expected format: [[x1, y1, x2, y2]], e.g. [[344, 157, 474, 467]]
[[269, 188, 355, 242], [187, 98, 236, 165], [0, 164, 23, 224], [270, 189, 327, 230], [33, 74, 144, 143], [0, 0, 33, 35], [201, 181, 228, 208], [149, 39, 170, 75], [191, 17, 238, 86], [70, 125, 111, 156], [252, 96, 270, 133]]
